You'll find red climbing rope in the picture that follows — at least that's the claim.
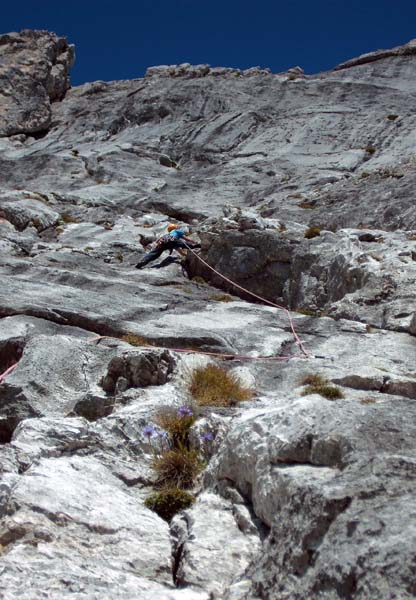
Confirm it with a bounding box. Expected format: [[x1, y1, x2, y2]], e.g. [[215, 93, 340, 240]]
[[88, 245, 310, 362], [0, 363, 18, 383], [184, 243, 309, 358], [87, 335, 305, 361]]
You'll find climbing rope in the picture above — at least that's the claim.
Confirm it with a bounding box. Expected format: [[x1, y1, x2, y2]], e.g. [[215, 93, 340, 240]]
[[0, 363, 18, 384], [183, 242, 309, 358], [87, 335, 305, 361], [88, 246, 310, 362]]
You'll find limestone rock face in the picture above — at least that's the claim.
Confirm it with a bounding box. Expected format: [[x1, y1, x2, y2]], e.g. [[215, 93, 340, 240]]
[[209, 399, 416, 599], [0, 29, 415, 600], [0, 29, 74, 137]]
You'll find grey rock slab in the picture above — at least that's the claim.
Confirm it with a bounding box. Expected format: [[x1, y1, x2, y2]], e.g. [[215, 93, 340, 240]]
[[2, 199, 60, 231], [171, 491, 261, 597], [0, 334, 116, 432], [0, 455, 203, 599], [209, 398, 416, 599], [11, 416, 99, 464]]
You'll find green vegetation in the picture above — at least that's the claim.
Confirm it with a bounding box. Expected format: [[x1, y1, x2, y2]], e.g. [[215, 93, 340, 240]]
[[144, 488, 195, 522], [144, 405, 210, 521], [365, 145, 376, 155], [301, 373, 344, 400], [155, 406, 196, 449], [189, 364, 253, 407], [387, 114, 398, 121]]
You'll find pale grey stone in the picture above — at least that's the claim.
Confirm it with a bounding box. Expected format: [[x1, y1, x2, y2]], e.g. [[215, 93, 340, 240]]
[[0, 29, 415, 600]]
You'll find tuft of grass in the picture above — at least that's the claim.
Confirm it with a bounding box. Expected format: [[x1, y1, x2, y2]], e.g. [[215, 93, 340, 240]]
[[155, 406, 196, 449], [360, 397, 377, 405], [360, 171, 370, 179], [120, 334, 151, 347], [209, 293, 234, 302], [301, 373, 344, 400], [304, 226, 321, 239], [191, 276, 206, 285], [387, 114, 398, 121], [189, 364, 253, 407], [365, 145, 376, 155], [297, 307, 326, 317], [61, 213, 80, 224], [152, 448, 203, 488], [145, 487, 195, 522], [299, 201, 316, 209], [31, 217, 42, 231]]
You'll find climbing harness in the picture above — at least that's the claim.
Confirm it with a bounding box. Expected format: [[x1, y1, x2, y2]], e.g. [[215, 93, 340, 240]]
[[88, 247, 311, 362]]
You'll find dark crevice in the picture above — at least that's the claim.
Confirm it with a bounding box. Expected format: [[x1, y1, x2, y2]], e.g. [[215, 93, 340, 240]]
[[0, 339, 25, 374], [30, 128, 49, 140], [172, 541, 185, 586]]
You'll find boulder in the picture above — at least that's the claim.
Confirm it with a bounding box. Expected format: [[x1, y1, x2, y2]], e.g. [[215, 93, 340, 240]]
[[0, 30, 74, 136], [2, 199, 59, 231], [101, 349, 176, 393]]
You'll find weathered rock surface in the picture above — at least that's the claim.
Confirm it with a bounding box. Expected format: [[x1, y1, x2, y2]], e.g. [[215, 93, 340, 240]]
[[0, 29, 415, 600], [207, 398, 416, 598], [0, 30, 74, 137]]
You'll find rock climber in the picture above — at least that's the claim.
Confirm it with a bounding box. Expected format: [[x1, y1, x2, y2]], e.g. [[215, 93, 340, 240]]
[[135, 223, 200, 269]]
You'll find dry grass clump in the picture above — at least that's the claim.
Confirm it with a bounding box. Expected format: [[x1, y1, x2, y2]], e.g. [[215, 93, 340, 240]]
[[144, 487, 195, 522], [60, 213, 80, 224], [304, 226, 321, 239], [360, 397, 377, 405], [155, 406, 196, 449], [209, 293, 234, 302], [191, 276, 207, 285], [120, 334, 151, 347], [301, 373, 344, 400], [189, 364, 253, 407], [152, 448, 203, 488], [299, 201, 316, 209]]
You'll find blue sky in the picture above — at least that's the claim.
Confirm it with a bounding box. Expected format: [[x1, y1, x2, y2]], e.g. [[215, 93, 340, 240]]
[[3, 1, 416, 85]]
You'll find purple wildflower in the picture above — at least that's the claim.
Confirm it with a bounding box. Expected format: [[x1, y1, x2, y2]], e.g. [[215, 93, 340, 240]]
[[143, 425, 155, 438], [201, 431, 213, 442], [177, 405, 193, 418]]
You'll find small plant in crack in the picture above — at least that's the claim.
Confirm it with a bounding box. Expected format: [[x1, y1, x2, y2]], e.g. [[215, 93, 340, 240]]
[[155, 405, 196, 449], [300, 373, 344, 400], [144, 487, 195, 522], [144, 405, 211, 521], [152, 447, 204, 488]]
